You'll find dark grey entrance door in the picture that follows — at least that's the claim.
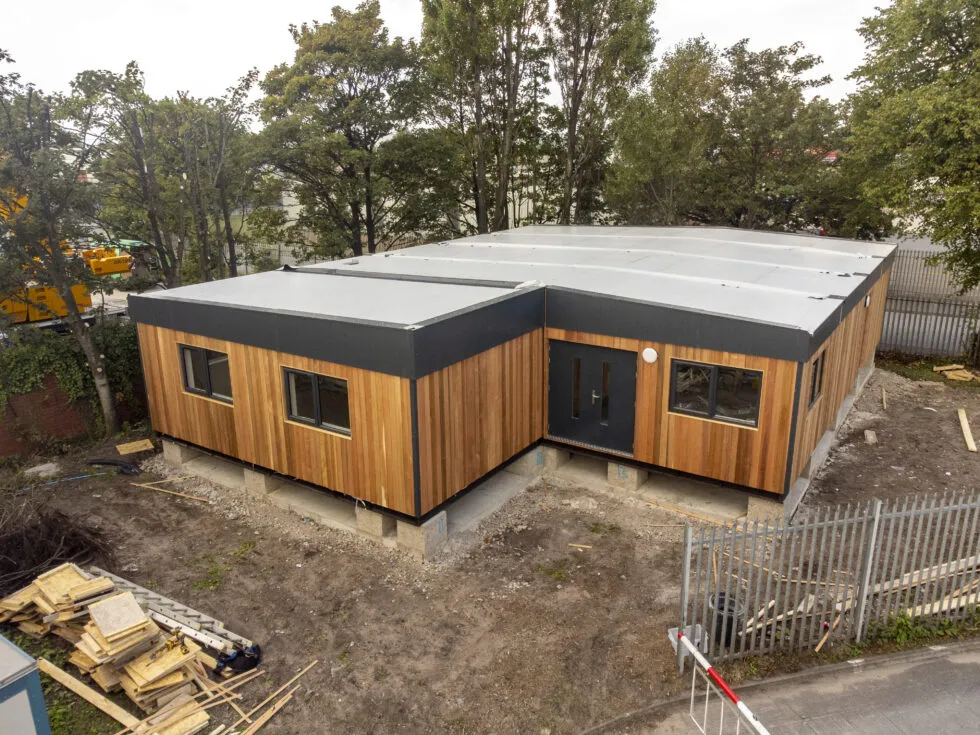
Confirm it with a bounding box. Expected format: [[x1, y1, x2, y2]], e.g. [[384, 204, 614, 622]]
[[548, 340, 637, 454]]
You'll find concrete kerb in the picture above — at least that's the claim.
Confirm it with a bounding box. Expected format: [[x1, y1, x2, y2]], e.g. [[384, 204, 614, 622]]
[[580, 637, 980, 735]]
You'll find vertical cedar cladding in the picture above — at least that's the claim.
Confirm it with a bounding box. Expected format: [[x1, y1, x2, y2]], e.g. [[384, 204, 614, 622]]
[[137, 324, 415, 514]]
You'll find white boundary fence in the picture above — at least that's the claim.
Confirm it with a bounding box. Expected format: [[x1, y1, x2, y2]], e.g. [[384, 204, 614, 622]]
[[678, 491, 980, 662]]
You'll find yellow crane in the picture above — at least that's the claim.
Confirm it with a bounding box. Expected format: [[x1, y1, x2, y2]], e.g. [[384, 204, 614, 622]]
[[0, 191, 98, 324]]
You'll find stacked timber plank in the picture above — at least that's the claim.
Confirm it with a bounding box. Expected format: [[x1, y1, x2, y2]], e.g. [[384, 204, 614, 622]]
[[1, 564, 215, 732], [932, 363, 980, 382]]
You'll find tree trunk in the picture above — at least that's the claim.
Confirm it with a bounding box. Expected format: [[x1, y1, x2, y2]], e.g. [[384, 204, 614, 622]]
[[365, 165, 376, 253], [470, 11, 489, 235], [44, 231, 119, 436], [559, 102, 579, 226], [128, 112, 179, 286], [219, 184, 238, 277], [349, 201, 364, 257]]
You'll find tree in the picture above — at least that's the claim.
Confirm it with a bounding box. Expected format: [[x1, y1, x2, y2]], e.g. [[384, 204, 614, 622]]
[[607, 37, 723, 225], [550, 0, 656, 224], [74, 65, 185, 287], [848, 0, 980, 289], [421, 0, 549, 232], [0, 51, 119, 435], [261, 1, 420, 257], [708, 40, 835, 230]]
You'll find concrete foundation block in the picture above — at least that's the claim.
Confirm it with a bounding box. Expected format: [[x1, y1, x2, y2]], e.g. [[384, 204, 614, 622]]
[[396, 511, 448, 561], [747, 495, 784, 523], [607, 462, 648, 490], [356, 504, 396, 538], [507, 445, 572, 477], [244, 467, 281, 497], [162, 439, 200, 467]]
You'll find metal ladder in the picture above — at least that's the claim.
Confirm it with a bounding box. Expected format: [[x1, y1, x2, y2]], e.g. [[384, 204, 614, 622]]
[[90, 566, 254, 653]]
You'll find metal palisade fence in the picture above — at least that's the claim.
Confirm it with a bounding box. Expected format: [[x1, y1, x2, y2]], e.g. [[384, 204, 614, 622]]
[[678, 491, 980, 664], [881, 249, 980, 363]]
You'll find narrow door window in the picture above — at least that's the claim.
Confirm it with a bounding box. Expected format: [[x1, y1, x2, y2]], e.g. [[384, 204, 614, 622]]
[[571, 357, 581, 419], [600, 361, 611, 424]]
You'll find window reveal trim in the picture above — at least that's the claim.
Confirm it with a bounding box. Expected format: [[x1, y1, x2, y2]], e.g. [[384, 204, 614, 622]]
[[668, 359, 763, 429], [282, 367, 351, 437], [179, 344, 233, 404]]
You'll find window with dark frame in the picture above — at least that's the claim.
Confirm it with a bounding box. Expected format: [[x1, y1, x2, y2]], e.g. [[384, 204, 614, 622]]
[[283, 368, 351, 435], [669, 359, 762, 427], [180, 345, 233, 403], [809, 352, 826, 408]]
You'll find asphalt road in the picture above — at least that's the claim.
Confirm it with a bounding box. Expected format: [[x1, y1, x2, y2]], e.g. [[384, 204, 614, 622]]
[[648, 643, 980, 734]]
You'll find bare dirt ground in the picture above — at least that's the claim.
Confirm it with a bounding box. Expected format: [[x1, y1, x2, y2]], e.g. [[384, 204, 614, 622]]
[[2, 449, 696, 734], [802, 367, 980, 510]]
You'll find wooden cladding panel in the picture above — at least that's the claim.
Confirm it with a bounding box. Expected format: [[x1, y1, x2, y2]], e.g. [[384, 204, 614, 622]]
[[544, 329, 797, 495], [416, 330, 545, 514], [137, 324, 415, 515], [138, 324, 238, 457], [659, 347, 797, 495], [790, 270, 891, 482]]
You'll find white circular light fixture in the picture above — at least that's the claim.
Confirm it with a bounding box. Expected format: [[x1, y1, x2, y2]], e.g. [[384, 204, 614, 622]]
[[865, 294, 871, 308], [642, 347, 659, 364]]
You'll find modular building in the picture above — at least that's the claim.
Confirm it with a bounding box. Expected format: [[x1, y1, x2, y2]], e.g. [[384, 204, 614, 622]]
[[129, 226, 894, 521]]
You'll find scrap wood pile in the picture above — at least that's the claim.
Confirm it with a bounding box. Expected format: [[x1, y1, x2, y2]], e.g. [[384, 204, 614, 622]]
[[731, 552, 980, 652], [1, 563, 315, 734], [932, 363, 980, 382]]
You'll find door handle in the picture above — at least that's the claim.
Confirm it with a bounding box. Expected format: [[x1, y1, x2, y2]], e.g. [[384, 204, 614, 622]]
[[591, 389, 600, 404]]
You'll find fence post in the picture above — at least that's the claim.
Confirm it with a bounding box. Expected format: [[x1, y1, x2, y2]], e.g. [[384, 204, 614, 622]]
[[678, 523, 692, 674], [854, 499, 883, 643]]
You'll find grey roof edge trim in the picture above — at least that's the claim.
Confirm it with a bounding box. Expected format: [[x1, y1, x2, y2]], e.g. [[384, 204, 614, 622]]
[[412, 288, 546, 377], [292, 264, 524, 290], [129, 286, 546, 380], [805, 247, 896, 359], [544, 286, 812, 362], [128, 292, 413, 332], [129, 293, 418, 378]]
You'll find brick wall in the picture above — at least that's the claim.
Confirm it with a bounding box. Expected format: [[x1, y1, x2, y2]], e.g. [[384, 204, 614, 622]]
[[0, 375, 92, 457]]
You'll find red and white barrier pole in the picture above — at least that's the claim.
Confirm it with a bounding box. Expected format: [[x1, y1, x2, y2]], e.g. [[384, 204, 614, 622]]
[[677, 631, 771, 735]]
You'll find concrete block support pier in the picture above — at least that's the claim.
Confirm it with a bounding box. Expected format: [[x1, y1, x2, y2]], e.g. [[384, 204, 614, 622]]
[[607, 462, 648, 490], [396, 512, 448, 561], [356, 504, 397, 539], [244, 468, 281, 497], [162, 439, 200, 467]]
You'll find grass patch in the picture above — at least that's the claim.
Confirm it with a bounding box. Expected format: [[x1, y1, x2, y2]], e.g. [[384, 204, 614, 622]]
[[535, 561, 570, 582], [877, 355, 980, 388], [191, 542, 257, 590], [4, 631, 121, 735], [589, 522, 621, 534]]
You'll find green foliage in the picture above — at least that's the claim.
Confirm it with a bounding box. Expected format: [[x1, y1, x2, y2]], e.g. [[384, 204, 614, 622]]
[[6, 632, 118, 735], [550, 0, 656, 224], [260, 1, 423, 256], [870, 612, 960, 646], [848, 0, 980, 289], [0, 322, 145, 428]]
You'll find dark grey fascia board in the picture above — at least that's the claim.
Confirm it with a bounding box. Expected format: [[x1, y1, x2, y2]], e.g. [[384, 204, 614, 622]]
[[544, 287, 812, 362], [411, 287, 545, 378], [129, 287, 545, 380], [129, 294, 417, 377]]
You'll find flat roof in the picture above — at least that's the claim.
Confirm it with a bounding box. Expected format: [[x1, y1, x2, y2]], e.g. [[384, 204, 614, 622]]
[[305, 226, 895, 335], [131, 269, 516, 327]]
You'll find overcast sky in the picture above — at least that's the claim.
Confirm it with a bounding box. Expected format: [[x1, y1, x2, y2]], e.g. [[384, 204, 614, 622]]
[[5, 0, 882, 102]]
